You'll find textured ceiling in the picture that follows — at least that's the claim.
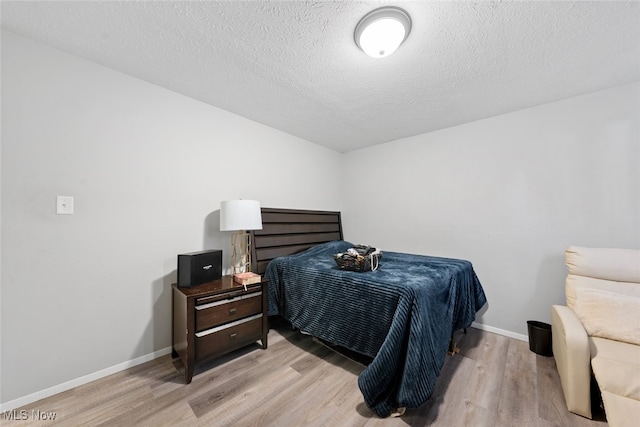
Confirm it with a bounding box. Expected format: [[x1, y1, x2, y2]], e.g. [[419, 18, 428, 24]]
[[2, 1, 639, 153]]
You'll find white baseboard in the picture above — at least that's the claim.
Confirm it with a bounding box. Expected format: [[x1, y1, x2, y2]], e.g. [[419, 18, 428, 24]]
[[471, 322, 529, 342], [0, 346, 172, 412]]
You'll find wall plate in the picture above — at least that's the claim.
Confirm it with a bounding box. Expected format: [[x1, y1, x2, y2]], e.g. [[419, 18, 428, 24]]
[[56, 196, 74, 215]]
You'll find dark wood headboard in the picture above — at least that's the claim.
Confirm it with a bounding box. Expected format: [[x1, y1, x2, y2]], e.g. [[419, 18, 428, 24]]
[[249, 208, 343, 275]]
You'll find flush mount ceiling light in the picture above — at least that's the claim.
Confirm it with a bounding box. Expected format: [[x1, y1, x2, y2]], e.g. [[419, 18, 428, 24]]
[[354, 6, 412, 59]]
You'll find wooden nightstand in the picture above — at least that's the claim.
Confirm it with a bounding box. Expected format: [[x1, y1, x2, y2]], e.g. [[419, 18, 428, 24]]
[[172, 276, 268, 384]]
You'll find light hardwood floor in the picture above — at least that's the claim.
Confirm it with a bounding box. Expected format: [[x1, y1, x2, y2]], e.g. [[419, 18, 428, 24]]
[[4, 319, 607, 426]]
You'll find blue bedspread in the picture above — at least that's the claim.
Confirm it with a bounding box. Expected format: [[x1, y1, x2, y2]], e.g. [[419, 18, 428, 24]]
[[264, 240, 487, 417]]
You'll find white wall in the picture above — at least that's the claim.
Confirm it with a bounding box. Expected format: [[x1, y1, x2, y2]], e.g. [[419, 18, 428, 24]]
[[0, 31, 343, 405], [342, 81, 640, 337]]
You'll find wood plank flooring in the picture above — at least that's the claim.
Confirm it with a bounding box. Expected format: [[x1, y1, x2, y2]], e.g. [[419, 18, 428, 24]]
[[4, 319, 607, 426]]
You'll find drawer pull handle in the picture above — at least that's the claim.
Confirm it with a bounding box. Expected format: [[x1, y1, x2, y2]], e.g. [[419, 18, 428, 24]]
[[229, 333, 238, 339], [196, 314, 262, 337], [196, 292, 262, 309], [229, 308, 237, 314]]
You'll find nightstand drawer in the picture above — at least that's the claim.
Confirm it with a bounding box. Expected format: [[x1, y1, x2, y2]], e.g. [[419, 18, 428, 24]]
[[195, 291, 262, 331], [195, 314, 262, 359], [195, 283, 261, 305]]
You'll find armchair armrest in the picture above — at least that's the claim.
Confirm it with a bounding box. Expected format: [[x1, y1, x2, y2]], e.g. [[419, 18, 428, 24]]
[[551, 305, 592, 418]]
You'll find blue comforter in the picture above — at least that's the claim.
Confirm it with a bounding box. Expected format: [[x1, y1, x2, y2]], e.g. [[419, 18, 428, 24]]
[[264, 240, 487, 417]]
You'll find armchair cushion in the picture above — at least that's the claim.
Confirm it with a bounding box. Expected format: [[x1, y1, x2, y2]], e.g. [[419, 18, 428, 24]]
[[573, 288, 640, 346], [566, 246, 640, 283], [590, 337, 640, 427]]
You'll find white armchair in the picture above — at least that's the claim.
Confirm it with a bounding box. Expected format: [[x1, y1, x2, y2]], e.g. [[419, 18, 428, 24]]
[[551, 246, 640, 426]]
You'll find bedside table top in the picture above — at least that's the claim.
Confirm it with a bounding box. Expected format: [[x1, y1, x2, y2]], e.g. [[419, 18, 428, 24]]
[[172, 275, 266, 297]]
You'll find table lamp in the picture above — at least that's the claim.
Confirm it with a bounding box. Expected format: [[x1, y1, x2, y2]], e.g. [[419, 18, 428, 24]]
[[220, 199, 263, 275]]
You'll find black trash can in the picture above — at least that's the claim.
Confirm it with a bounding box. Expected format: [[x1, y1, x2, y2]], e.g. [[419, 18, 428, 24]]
[[527, 320, 553, 357]]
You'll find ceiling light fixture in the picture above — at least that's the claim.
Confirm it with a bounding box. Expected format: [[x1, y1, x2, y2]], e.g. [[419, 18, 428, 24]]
[[354, 6, 412, 59]]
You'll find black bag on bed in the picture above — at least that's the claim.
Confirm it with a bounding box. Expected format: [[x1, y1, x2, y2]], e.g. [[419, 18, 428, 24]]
[[333, 245, 382, 272]]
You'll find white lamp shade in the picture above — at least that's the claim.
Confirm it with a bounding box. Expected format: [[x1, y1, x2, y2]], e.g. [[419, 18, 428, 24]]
[[220, 200, 263, 231]]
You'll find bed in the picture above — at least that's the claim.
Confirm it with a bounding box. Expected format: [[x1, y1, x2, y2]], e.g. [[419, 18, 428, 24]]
[[250, 208, 487, 417]]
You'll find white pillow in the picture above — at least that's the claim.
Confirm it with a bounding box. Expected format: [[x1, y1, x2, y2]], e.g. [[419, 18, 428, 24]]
[[573, 288, 640, 346]]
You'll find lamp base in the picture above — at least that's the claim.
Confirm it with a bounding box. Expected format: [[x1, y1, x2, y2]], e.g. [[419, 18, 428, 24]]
[[230, 230, 252, 275]]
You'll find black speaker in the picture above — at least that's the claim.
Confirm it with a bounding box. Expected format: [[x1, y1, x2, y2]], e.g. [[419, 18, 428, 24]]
[[177, 250, 222, 288]]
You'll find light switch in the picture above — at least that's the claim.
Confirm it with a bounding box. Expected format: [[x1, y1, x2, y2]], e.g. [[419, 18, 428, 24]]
[[56, 196, 74, 215]]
